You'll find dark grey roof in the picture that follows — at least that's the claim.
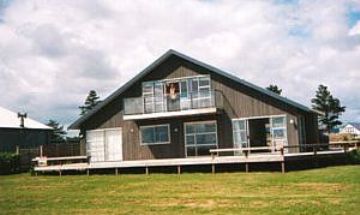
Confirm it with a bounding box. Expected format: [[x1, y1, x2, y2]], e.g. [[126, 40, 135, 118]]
[[69, 49, 315, 129]]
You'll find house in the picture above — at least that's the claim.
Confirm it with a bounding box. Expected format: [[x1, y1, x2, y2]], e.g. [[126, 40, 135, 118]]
[[0, 106, 52, 152], [339, 123, 360, 137], [69, 50, 319, 163]]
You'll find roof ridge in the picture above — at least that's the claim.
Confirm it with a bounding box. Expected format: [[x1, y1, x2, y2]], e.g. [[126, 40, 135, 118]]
[[69, 49, 315, 129]]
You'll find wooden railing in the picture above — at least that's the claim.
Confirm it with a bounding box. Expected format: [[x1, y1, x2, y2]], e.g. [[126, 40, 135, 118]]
[[209, 142, 359, 173]]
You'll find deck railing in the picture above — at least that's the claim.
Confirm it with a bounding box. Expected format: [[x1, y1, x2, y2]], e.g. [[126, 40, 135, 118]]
[[123, 90, 223, 115]]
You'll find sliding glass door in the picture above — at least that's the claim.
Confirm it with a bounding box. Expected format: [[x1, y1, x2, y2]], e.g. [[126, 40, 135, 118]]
[[232, 116, 288, 153], [232, 119, 249, 155], [270, 116, 288, 151], [143, 82, 165, 113]]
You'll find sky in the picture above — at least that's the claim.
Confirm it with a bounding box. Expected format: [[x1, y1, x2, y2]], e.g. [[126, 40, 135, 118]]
[[0, 0, 360, 132]]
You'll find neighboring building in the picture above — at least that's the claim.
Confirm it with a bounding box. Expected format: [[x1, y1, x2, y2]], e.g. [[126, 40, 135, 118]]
[[339, 123, 360, 137], [0, 106, 52, 152], [69, 50, 319, 163]]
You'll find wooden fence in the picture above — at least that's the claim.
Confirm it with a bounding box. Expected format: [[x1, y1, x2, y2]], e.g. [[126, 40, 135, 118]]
[[15, 142, 85, 171]]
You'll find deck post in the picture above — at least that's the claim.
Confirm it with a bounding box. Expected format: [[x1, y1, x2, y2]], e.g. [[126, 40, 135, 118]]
[[177, 165, 181, 175], [245, 150, 249, 173], [115, 168, 119, 175], [40, 145, 43, 157], [145, 166, 149, 175], [59, 170, 62, 177], [211, 164, 216, 174], [280, 148, 285, 174], [313, 145, 318, 167], [86, 169, 89, 176], [16, 146, 19, 155]]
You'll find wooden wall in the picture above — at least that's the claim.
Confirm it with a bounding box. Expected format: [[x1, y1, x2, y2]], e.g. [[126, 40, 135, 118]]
[[81, 55, 319, 160]]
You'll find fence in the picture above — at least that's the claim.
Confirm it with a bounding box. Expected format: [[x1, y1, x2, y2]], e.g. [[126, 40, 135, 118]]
[[14, 142, 85, 171]]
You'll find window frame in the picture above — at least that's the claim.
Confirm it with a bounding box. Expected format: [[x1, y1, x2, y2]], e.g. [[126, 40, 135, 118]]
[[139, 124, 171, 145], [184, 120, 218, 157], [232, 114, 288, 149]]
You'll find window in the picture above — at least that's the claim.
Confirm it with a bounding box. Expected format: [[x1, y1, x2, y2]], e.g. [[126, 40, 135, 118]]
[[189, 77, 212, 108], [271, 116, 287, 139], [185, 121, 217, 156], [142, 81, 165, 113], [140, 124, 170, 145]]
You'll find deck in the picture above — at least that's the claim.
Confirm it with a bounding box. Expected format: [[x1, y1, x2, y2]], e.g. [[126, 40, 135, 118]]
[[33, 149, 346, 175]]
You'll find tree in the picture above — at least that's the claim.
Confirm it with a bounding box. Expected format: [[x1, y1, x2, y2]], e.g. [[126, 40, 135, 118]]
[[266, 84, 282, 95], [311, 84, 346, 132], [46, 120, 67, 143], [79, 90, 101, 115]]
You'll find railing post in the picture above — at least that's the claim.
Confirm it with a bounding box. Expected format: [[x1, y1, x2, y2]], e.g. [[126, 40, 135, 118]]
[[16, 145, 19, 155]]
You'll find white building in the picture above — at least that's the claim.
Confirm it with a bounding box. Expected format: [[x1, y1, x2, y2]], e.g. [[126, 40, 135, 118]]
[[339, 123, 360, 137]]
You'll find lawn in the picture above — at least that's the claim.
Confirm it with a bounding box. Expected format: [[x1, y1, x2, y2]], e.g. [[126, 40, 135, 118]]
[[0, 166, 359, 215]]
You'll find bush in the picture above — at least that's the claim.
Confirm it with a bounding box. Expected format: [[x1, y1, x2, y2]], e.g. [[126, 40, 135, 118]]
[[0, 152, 20, 175], [347, 149, 360, 164]]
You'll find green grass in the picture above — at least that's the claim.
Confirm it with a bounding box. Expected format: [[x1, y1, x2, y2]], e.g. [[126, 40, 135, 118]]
[[0, 166, 359, 215]]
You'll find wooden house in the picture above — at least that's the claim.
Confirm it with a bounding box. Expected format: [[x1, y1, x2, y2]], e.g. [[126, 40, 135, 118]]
[[69, 50, 319, 163], [0, 106, 52, 152]]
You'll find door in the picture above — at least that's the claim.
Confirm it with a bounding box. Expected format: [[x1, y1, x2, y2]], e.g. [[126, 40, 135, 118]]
[[86, 128, 122, 162], [86, 130, 105, 162], [270, 116, 288, 151], [166, 82, 180, 111], [105, 129, 123, 161], [233, 119, 248, 155]]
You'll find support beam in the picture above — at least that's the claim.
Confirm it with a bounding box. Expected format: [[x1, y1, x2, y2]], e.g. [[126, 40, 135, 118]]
[[177, 166, 181, 175], [16, 146, 19, 155], [145, 166, 149, 175], [115, 168, 119, 175], [86, 169, 90, 176], [59, 170, 62, 177], [245, 163, 249, 173], [280, 147, 285, 174], [281, 161, 285, 174], [211, 164, 216, 174]]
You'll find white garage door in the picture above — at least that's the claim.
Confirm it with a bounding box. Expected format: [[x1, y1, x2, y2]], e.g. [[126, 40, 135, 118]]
[[86, 128, 122, 162]]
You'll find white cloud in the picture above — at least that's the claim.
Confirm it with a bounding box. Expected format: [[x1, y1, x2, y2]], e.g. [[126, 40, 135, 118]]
[[0, 0, 360, 128]]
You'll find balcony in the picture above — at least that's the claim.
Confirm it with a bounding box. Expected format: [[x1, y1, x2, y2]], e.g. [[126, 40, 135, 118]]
[[123, 90, 223, 120]]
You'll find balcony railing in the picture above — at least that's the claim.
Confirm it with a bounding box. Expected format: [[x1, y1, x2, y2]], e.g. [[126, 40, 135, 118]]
[[124, 90, 223, 116]]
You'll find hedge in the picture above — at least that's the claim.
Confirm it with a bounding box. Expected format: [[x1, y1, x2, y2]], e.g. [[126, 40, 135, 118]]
[[0, 152, 20, 175], [347, 149, 360, 164]]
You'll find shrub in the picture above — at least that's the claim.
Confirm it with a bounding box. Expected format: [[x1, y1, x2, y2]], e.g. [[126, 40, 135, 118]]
[[0, 152, 20, 175], [347, 149, 360, 164]]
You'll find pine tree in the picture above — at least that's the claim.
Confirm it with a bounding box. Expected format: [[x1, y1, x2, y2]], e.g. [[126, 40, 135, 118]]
[[79, 90, 101, 115], [266, 84, 282, 95], [311, 84, 346, 132], [46, 120, 67, 143]]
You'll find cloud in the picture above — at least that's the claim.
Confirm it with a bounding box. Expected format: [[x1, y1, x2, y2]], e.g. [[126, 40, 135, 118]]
[[0, 0, 360, 129]]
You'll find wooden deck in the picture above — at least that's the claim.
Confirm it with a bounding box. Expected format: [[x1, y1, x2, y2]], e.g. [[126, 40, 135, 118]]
[[33, 150, 346, 175]]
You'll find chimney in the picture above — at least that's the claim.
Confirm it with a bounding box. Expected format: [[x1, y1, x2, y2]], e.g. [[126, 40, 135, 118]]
[[17, 112, 27, 128]]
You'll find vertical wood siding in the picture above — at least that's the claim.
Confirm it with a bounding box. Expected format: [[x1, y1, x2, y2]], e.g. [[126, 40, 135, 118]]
[[81, 56, 319, 160]]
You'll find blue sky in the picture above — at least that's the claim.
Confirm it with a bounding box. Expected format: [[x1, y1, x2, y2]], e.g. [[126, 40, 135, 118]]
[[0, 0, 360, 132]]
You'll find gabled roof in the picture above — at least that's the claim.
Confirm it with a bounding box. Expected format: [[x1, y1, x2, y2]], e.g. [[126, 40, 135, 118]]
[[0, 106, 52, 130], [345, 122, 360, 131], [69, 49, 316, 129]]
